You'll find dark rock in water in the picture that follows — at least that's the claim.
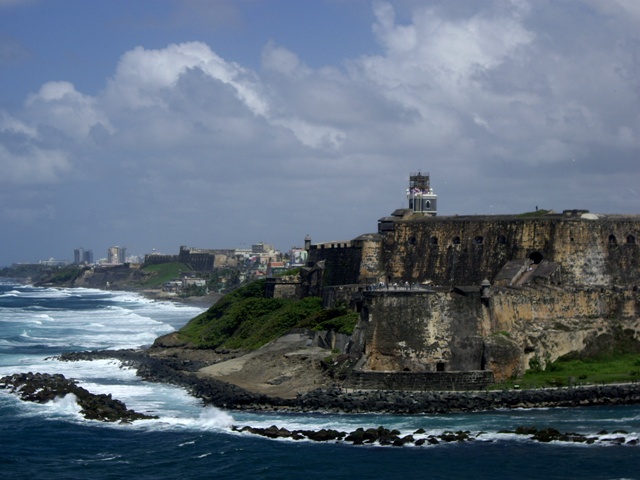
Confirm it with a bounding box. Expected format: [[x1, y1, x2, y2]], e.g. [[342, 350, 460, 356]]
[[230, 421, 640, 448], [531, 428, 562, 442], [515, 426, 538, 435], [0, 372, 157, 423]]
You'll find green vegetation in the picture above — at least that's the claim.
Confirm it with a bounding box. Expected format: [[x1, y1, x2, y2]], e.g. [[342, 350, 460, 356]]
[[0, 264, 76, 284], [518, 209, 551, 217], [178, 279, 359, 350], [140, 263, 193, 287], [494, 352, 640, 389], [46, 266, 84, 284]]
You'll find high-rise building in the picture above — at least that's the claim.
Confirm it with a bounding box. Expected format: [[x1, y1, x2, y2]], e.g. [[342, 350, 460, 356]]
[[73, 248, 94, 265], [73, 248, 84, 264], [107, 246, 126, 264]]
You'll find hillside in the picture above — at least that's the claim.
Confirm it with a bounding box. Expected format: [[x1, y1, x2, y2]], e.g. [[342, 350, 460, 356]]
[[168, 279, 358, 350]]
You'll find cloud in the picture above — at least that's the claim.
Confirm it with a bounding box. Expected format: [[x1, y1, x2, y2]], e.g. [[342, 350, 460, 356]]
[[25, 81, 113, 139], [0, 112, 70, 184], [0, 0, 639, 263]]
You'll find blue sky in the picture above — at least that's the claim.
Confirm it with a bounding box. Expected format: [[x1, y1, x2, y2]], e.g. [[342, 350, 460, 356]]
[[1, 0, 639, 265]]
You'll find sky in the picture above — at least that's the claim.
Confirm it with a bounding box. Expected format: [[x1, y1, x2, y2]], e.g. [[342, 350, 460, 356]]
[[1, 0, 639, 265]]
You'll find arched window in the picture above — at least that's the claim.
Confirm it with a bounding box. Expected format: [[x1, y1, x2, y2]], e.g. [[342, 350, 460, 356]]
[[609, 234, 617, 245], [408, 236, 417, 246], [627, 234, 636, 244], [475, 236, 483, 245], [498, 235, 507, 245], [453, 236, 461, 245], [430, 236, 438, 245], [426, 200, 431, 209]]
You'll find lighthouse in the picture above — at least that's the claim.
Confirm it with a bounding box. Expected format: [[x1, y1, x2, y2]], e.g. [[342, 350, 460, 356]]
[[407, 172, 437, 216]]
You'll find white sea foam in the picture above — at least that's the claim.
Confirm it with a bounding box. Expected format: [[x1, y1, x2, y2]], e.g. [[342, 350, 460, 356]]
[[49, 393, 82, 416]]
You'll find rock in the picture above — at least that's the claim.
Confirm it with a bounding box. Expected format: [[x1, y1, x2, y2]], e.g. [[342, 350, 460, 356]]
[[0, 372, 156, 423]]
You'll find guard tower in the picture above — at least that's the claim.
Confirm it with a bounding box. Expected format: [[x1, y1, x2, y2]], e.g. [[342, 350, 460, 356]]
[[407, 172, 437, 216]]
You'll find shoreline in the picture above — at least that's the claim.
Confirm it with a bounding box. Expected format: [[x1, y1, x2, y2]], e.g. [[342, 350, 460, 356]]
[[8, 279, 640, 415], [57, 349, 640, 415], [132, 288, 222, 309]]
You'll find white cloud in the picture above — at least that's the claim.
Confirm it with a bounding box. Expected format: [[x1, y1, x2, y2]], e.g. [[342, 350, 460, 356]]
[[25, 81, 113, 138], [261, 41, 311, 79], [1, 1, 639, 264], [0, 142, 70, 184], [104, 42, 268, 116]]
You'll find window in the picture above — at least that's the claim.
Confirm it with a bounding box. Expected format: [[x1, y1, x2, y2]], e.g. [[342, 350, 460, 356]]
[[627, 234, 636, 244], [475, 236, 483, 245], [430, 236, 438, 245], [498, 235, 507, 245], [609, 234, 617, 245]]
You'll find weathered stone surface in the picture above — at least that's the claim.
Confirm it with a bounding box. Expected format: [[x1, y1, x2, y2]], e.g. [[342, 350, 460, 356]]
[[304, 212, 640, 382], [482, 334, 523, 382]]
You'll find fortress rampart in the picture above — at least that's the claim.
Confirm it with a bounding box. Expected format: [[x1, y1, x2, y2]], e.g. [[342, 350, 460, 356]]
[[379, 213, 640, 287], [302, 175, 640, 388], [308, 212, 640, 288], [305, 208, 640, 388]]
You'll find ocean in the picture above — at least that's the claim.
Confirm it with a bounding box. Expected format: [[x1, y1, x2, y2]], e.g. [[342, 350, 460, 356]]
[[1, 279, 639, 480]]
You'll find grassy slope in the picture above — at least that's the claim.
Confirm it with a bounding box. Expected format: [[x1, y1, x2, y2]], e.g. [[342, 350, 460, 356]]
[[177, 279, 358, 350], [140, 263, 193, 287], [494, 353, 640, 389]]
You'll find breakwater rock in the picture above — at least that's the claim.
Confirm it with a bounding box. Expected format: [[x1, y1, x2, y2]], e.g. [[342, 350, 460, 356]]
[[57, 350, 640, 414], [231, 424, 639, 447], [0, 372, 157, 423]]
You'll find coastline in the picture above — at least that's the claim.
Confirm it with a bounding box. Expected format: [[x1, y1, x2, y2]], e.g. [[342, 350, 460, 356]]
[[133, 288, 222, 309], [58, 349, 640, 415], [8, 278, 640, 416]]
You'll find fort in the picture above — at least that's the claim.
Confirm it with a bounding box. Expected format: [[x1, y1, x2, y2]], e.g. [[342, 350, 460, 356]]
[[286, 173, 640, 390]]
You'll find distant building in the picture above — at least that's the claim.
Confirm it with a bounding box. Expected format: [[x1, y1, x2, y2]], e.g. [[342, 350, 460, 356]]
[[289, 247, 308, 267], [267, 261, 287, 277], [252, 242, 274, 254], [107, 246, 126, 264], [39, 258, 69, 267], [74, 248, 93, 265]]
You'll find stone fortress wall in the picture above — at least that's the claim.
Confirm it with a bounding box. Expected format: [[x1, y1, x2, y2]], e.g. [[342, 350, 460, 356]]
[[304, 209, 640, 390]]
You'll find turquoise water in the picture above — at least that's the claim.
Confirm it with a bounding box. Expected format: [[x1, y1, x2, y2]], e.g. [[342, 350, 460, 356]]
[[1, 280, 639, 479]]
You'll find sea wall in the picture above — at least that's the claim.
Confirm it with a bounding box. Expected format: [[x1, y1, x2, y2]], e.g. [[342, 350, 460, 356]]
[[348, 290, 488, 373], [343, 286, 640, 381], [344, 370, 494, 391]]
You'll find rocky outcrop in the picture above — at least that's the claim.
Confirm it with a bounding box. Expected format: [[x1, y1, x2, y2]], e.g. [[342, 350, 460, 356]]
[[0, 372, 157, 422], [231, 424, 638, 447], [72, 264, 147, 289]]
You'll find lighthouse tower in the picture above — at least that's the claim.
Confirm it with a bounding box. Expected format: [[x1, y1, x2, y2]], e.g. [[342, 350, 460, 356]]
[[407, 172, 437, 216]]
